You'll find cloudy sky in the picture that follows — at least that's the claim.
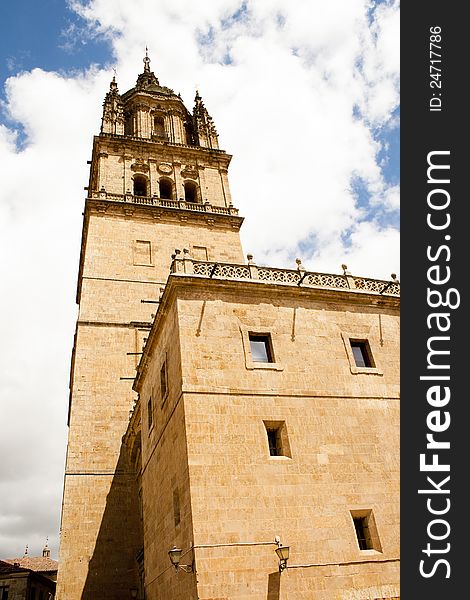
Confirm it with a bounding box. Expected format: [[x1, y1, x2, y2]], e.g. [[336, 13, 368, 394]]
[[0, 0, 399, 559]]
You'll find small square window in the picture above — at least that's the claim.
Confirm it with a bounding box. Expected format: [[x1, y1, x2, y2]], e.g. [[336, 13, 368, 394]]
[[249, 333, 274, 363], [240, 326, 283, 371], [160, 360, 168, 402], [147, 397, 153, 430], [263, 421, 291, 458], [350, 340, 374, 368], [350, 509, 382, 552]]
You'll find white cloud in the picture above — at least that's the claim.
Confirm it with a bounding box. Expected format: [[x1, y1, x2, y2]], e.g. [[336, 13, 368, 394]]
[[0, 0, 399, 558]]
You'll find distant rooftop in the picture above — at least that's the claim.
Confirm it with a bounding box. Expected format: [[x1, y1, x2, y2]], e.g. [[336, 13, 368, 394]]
[[0, 559, 29, 575], [3, 555, 58, 573]]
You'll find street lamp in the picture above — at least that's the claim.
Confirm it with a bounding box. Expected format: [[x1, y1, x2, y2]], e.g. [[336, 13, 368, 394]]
[[275, 543, 290, 573], [168, 546, 193, 573]]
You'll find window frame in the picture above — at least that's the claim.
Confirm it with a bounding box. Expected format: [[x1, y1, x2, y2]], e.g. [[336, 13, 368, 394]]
[[341, 332, 383, 375], [249, 333, 274, 363], [350, 509, 383, 553], [184, 180, 200, 203], [158, 177, 173, 200], [191, 245, 209, 261], [173, 488, 181, 527], [350, 339, 374, 368], [133, 174, 148, 197], [153, 115, 167, 140], [239, 325, 283, 371], [147, 396, 154, 432], [133, 239, 153, 267], [263, 420, 292, 459], [160, 358, 169, 405]]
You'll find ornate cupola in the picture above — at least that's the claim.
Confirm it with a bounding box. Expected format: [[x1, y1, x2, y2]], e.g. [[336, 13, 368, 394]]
[[113, 50, 195, 144], [99, 51, 220, 149], [91, 51, 233, 206]]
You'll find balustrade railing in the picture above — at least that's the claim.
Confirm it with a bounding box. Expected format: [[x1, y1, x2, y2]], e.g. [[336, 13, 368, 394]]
[[170, 254, 400, 297], [89, 190, 239, 215]]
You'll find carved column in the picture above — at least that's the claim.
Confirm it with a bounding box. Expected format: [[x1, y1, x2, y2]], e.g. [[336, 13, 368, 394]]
[[198, 165, 207, 203], [219, 167, 232, 207], [173, 161, 183, 200]]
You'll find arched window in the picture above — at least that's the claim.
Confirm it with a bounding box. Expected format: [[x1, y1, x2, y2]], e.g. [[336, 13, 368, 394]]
[[124, 112, 133, 136], [133, 175, 147, 197], [159, 178, 173, 200], [184, 122, 194, 145], [184, 181, 199, 203], [153, 116, 166, 139]]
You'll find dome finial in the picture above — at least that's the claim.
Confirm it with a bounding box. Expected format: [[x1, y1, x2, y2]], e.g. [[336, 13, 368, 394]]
[[144, 46, 151, 73], [43, 537, 51, 558]]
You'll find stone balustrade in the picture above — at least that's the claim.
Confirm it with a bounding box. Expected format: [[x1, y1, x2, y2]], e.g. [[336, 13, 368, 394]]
[[169, 251, 400, 296], [89, 190, 239, 216]]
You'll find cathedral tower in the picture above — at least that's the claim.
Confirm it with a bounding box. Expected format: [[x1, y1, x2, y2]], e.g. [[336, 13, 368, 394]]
[[56, 54, 244, 599], [58, 54, 400, 600]]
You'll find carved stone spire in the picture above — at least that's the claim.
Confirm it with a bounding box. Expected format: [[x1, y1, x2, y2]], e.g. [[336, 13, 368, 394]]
[[143, 46, 151, 73], [135, 49, 161, 92], [193, 90, 219, 149], [101, 74, 124, 135]]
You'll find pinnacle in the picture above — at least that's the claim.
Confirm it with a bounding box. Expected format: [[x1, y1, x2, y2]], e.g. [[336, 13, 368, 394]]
[[143, 46, 151, 73]]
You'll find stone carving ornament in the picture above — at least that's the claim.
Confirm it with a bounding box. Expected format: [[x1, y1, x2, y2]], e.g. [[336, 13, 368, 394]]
[[131, 162, 149, 172], [181, 165, 198, 179], [158, 163, 173, 174]]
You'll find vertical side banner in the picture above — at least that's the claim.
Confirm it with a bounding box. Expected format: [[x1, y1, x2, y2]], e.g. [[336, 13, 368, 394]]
[[401, 2, 467, 597]]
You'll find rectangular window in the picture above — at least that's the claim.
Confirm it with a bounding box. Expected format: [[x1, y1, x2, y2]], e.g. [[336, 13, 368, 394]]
[[1, 587, 9, 600], [160, 360, 168, 402], [350, 509, 382, 552], [147, 397, 153, 430], [173, 489, 181, 526], [192, 245, 208, 261], [133, 240, 152, 266], [249, 333, 274, 363], [263, 421, 291, 458], [353, 516, 370, 550], [350, 340, 374, 368], [267, 428, 281, 456]]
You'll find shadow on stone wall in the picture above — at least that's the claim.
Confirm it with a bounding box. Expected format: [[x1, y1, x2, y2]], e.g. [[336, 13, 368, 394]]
[[267, 571, 280, 599], [81, 445, 142, 600]]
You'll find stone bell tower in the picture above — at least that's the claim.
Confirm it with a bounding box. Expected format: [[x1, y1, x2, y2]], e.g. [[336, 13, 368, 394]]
[[56, 53, 244, 600]]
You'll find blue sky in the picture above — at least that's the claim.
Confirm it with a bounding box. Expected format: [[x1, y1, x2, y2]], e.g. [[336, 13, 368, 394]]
[[1, 1, 110, 86], [0, 0, 400, 559]]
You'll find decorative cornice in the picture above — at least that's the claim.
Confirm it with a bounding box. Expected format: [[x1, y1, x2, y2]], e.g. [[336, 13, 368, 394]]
[[96, 133, 230, 159]]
